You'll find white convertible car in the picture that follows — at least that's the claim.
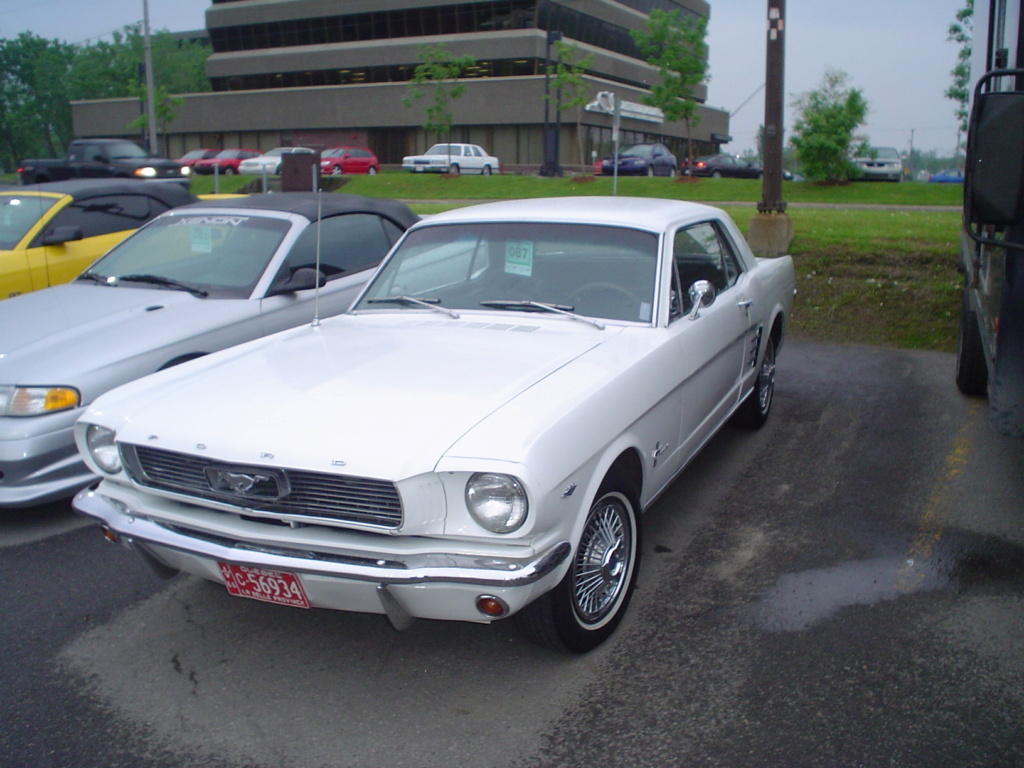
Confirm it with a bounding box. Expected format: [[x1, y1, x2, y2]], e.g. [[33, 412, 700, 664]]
[[73, 197, 795, 652]]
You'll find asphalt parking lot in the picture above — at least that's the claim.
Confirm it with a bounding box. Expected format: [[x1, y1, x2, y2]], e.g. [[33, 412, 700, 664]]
[[2, 340, 1021, 768]]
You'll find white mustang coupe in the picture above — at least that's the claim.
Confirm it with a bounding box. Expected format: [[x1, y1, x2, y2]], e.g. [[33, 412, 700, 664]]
[[73, 196, 796, 653]]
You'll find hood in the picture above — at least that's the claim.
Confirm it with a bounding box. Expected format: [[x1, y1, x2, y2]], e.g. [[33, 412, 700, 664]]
[[0, 283, 246, 388], [99, 314, 612, 481]]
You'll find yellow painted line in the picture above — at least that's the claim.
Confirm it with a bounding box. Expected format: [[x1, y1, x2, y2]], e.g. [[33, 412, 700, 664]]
[[895, 401, 981, 593]]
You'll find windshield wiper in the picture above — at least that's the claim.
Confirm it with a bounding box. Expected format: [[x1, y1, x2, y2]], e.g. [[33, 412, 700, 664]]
[[366, 295, 459, 319], [117, 274, 209, 298], [479, 300, 605, 330], [76, 272, 111, 285]]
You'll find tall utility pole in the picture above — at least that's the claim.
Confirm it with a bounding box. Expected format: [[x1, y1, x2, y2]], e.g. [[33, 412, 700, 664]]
[[142, 0, 158, 155], [747, 0, 793, 255]]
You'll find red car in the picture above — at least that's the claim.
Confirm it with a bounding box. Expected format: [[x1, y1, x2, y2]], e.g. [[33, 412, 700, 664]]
[[192, 149, 262, 175], [177, 148, 219, 167], [320, 146, 380, 175]]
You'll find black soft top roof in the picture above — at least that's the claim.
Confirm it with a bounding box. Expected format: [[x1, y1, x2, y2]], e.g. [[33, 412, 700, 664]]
[[184, 192, 419, 228], [11, 179, 197, 207]]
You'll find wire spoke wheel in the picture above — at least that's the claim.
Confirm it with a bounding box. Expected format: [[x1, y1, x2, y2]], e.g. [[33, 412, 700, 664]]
[[572, 498, 630, 623]]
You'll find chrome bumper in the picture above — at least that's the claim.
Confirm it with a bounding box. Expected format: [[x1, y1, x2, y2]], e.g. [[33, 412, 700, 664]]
[[72, 487, 570, 590]]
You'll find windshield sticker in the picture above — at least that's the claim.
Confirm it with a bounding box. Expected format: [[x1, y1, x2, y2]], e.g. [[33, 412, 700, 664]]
[[191, 226, 213, 253], [171, 215, 249, 227], [505, 240, 533, 276]]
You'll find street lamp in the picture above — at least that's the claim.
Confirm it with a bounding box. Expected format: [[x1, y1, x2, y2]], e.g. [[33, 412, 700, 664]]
[[541, 30, 563, 177]]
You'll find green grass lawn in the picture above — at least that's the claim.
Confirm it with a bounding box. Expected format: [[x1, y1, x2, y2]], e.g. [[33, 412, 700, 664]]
[[6, 170, 959, 352], [188, 171, 963, 353]]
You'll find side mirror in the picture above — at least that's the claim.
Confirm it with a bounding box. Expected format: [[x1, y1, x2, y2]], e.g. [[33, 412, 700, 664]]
[[267, 266, 326, 296], [41, 226, 84, 246], [687, 280, 717, 320], [965, 74, 1024, 227]]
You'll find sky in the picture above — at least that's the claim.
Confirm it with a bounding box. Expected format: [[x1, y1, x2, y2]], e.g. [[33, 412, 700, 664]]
[[1, 0, 967, 157]]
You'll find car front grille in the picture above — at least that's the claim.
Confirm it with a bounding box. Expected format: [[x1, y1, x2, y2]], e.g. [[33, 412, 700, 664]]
[[121, 444, 403, 529]]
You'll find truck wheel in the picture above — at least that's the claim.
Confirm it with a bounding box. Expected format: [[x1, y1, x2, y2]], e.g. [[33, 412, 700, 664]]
[[734, 335, 776, 429], [515, 476, 641, 653], [956, 289, 988, 396]]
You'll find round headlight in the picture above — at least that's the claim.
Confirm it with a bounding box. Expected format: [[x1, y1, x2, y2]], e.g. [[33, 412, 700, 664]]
[[85, 424, 122, 474], [465, 473, 528, 533]]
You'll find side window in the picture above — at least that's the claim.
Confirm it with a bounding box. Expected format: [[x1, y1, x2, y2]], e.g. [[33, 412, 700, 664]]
[[278, 213, 394, 282], [672, 221, 744, 313], [35, 194, 156, 242]]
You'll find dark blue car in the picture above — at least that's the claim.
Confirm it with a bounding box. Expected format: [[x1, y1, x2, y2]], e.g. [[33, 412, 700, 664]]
[[599, 143, 678, 177]]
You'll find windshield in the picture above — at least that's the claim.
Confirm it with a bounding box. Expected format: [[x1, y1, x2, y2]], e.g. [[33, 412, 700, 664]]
[[875, 148, 900, 160], [0, 195, 60, 250], [619, 144, 653, 158], [107, 142, 150, 159], [83, 213, 291, 298], [355, 222, 659, 323]]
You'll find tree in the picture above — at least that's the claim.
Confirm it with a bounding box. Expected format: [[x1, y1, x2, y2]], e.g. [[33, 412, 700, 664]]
[[0, 33, 76, 171], [630, 9, 709, 169], [402, 44, 476, 169], [0, 27, 209, 171], [945, 0, 973, 153], [789, 69, 869, 183], [546, 40, 594, 174]]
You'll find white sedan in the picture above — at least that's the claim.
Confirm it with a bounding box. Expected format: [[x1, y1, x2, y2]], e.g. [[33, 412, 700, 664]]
[[238, 147, 315, 175], [402, 143, 500, 175], [73, 197, 795, 653]]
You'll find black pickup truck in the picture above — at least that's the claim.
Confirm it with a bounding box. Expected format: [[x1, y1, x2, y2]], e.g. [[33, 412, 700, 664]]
[[17, 139, 190, 186]]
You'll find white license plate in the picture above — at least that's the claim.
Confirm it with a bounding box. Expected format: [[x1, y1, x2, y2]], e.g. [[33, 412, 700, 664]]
[[218, 562, 310, 608]]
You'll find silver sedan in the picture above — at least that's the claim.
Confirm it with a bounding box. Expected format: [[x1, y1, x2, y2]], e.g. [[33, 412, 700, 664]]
[[0, 193, 418, 507]]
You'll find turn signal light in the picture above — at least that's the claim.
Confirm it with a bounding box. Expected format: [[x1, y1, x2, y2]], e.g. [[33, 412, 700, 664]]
[[476, 595, 509, 618]]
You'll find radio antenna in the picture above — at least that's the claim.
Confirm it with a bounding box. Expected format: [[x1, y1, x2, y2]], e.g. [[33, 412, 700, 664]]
[[312, 172, 323, 327]]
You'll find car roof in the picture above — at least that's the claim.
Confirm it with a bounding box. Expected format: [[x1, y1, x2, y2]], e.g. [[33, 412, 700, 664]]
[[416, 196, 722, 231], [174, 192, 419, 228], [7, 179, 197, 206]]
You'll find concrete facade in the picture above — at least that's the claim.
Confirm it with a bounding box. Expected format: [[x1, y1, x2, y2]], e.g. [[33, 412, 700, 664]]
[[72, 0, 729, 172]]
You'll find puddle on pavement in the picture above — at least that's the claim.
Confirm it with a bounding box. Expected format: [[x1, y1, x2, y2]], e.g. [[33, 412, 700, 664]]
[[743, 530, 1024, 633]]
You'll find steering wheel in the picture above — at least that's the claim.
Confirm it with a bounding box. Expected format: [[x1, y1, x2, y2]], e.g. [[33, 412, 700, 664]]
[[569, 282, 639, 318]]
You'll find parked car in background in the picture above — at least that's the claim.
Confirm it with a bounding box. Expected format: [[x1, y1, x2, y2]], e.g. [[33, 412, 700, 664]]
[[929, 168, 964, 184], [1, 179, 197, 300], [72, 196, 795, 653], [598, 143, 678, 177], [177, 149, 219, 168], [402, 143, 500, 175], [238, 147, 316, 176], [18, 139, 191, 186], [320, 147, 381, 175], [682, 154, 763, 179], [193, 149, 262, 175], [0, 193, 418, 508], [854, 147, 904, 182]]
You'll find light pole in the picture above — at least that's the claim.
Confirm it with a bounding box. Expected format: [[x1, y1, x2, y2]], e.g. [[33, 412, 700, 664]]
[[748, 0, 793, 256], [142, 0, 158, 155], [541, 30, 562, 176]]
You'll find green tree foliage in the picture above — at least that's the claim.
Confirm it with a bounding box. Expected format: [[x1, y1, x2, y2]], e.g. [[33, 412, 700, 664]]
[[790, 69, 869, 183], [70, 25, 210, 101], [402, 43, 476, 159], [945, 0, 973, 146], [546, 40, 594, 174], [630, 9, 709, 166], [0, 26, 210, 172], [0, 33, 76, 171]]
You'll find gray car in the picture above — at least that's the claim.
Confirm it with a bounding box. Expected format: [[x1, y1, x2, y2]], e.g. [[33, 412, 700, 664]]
[[0, 193, 418, 508]]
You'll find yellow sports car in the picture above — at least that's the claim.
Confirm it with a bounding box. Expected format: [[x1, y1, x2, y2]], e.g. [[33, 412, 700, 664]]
[[1, 179, 196, 300]]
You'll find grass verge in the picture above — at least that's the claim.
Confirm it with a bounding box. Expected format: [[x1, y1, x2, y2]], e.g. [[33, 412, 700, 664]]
[[144, 173, 970, 354]]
